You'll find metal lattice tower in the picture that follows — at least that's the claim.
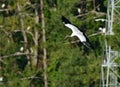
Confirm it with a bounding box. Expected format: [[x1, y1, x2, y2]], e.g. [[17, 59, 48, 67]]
[[100, 0, 120, 87]]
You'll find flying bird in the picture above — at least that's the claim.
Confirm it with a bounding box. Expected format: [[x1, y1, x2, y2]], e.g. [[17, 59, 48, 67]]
[[61, 16, 92, 49]]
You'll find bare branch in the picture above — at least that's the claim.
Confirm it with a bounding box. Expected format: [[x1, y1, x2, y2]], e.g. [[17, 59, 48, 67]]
[[76, 10, 106, 18], [20, 76, 42, 80], [26, 31, 34, 38], [0, 52, 32, 59], [0, 25, 3, 28], [0, 9, 9, 12], [64, 40, 80, 45]]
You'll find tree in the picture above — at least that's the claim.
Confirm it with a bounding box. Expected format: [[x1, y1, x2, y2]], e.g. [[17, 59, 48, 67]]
[[40, 0, 48, 87], [1, 0, 119, 87]]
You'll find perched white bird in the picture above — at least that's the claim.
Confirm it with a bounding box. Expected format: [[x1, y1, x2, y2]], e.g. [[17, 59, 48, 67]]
[[99, 27, 106, 34], [0, 77, 3, 81], [27, 26, 31, 30], [20, 46, 24, 52], [88, 27, 106, 37], [77, 8, 81, 14], [1, 3, 5, 9], [62, 16, 93, 49]]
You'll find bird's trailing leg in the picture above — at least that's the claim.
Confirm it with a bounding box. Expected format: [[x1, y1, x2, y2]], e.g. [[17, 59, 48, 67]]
[[64, 35, 71, 40]]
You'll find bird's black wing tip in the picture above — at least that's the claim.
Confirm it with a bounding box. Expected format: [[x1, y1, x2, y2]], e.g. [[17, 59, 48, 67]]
[[61, 16, 66, 20], [61, 16, 71, 24]]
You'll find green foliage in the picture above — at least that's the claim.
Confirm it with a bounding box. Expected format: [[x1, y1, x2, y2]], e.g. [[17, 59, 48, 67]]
[[0, 0, 120, 87], [48, 46, 101, 87]]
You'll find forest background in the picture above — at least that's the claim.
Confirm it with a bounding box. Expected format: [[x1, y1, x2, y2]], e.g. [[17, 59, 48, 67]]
[[0, 0, 120, 87]]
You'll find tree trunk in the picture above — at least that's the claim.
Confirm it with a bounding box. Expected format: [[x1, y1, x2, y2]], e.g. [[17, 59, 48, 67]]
[[17, 4, 31, 65], [40, 0, 48, 87], [33, 4, 39, 67]]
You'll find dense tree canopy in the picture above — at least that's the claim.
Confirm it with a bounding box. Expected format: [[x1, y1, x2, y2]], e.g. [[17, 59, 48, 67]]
[[0, 0, 120, 87]]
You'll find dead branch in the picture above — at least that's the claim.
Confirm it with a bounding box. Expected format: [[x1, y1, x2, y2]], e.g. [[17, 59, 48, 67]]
[[76, 10, 106, 18], [20, 76, 42, 80], [0, 9, 9, 12], [0, 52, 32, 59], [64, 40, 80, 45], [40, 0, 48, 87]]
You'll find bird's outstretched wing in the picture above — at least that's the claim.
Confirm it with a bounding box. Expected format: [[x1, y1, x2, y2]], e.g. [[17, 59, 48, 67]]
[[61, 16, 93, 49]]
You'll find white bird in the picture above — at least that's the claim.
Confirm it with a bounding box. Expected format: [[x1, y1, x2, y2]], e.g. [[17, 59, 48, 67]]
[[1, 3, 5, 9], [88, 27, 106, 37], [0, 77, 3, 81], [20, 46, 24, 52], [77, 8, 81, 14], [27, 26, 31, 30], [62, 16, 93, 49], [99, 27, 106, 34]]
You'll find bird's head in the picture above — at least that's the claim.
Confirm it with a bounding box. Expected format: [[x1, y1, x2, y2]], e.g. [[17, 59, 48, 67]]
[[61, 16, 71, 24]]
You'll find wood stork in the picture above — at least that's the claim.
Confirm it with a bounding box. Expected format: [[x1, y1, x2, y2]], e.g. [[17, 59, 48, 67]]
[[61, 16, 93, 49], [1, 3, 5, 9], [99, 27, 106, 34]]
